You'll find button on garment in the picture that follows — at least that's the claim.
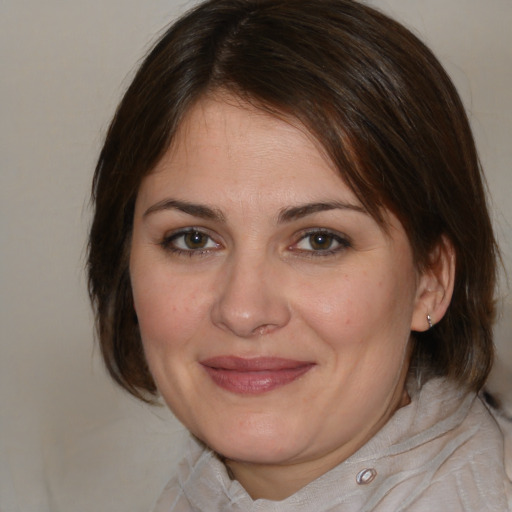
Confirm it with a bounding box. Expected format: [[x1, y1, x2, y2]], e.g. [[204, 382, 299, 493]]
[[356, 468, 377, 485]]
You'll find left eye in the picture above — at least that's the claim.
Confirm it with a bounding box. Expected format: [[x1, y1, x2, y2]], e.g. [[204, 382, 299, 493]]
[[293, 231, 349, 253]]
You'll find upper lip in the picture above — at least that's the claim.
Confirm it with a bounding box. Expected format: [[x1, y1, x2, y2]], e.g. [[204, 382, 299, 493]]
[[200, 356, 314, 371]]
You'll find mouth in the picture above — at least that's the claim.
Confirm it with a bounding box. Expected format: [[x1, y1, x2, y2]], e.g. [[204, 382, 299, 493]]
[[199, 356, 315, 394]]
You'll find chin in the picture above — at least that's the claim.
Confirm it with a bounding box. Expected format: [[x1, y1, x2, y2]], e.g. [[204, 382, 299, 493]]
[[198, 416, 308, 465]]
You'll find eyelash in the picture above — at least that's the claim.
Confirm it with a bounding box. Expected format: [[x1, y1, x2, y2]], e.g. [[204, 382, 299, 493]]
[[159, 228, 221, 257], [159, 228, 351, 258], [290, 229, 351, 257]]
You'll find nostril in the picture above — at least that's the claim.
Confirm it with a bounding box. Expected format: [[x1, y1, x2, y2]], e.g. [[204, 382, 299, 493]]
[[251, 324, 277, 336]]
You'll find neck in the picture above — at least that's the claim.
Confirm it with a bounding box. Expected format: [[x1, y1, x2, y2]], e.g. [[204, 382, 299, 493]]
[[225, 447, 359, 501]]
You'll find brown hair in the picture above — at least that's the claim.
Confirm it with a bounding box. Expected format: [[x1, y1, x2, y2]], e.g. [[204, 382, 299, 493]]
[[88, 0, 498, 400]]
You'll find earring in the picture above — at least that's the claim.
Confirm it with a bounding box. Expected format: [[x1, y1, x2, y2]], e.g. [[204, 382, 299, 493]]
[[427, 314, 433, 329]]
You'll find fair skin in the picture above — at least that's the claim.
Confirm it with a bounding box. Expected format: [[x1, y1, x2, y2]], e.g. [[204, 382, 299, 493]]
[[130, 95, 453, 500]]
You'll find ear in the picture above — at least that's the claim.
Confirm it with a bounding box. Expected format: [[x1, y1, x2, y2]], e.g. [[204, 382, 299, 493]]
[[411, 236, 456, 332]]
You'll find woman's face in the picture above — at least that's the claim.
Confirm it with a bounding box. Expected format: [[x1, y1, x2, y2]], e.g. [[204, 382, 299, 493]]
[[130, 95, 427, 475]]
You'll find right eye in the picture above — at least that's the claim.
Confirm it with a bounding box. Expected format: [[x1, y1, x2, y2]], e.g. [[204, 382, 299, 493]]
[[161, 229, 220, 255]]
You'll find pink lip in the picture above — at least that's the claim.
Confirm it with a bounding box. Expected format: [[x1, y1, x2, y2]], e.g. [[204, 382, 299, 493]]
[[200, 356, 315, 394]]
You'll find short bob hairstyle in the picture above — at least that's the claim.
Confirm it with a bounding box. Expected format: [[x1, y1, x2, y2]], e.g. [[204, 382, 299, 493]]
[[88, 0, 498, 400]]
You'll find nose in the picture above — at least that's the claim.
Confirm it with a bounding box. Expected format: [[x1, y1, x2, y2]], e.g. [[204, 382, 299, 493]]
[[210, 252, 291, 338]]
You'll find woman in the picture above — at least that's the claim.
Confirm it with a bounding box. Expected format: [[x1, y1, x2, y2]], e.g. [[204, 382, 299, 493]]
[[88, 0, 511, 510]]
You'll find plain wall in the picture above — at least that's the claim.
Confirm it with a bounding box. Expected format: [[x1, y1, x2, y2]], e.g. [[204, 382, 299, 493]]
[[1, 1, 510, 511]]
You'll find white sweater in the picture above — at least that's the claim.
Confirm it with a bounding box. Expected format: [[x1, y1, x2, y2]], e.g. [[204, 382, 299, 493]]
[[153, 378, 512, 511]]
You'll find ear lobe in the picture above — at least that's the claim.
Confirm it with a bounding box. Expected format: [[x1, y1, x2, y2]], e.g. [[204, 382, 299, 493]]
[[411, 236, 456, 332]]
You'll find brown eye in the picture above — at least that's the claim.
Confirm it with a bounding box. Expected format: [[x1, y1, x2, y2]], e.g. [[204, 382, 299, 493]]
[[162, 229, 219, 254], [293, 230, 350, 255], [183, 231, 209, 249], [308, 233, 335, 251]]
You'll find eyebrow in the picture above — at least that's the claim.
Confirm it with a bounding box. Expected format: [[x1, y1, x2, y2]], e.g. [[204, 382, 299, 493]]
[[277, 201, 367, 223], [143, 199, 225, 222], [143, 198, 366, 223]]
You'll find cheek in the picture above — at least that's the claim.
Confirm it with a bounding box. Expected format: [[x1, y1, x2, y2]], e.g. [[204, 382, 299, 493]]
[[295, 263, 417, 347], [131, 266, 209, 353]]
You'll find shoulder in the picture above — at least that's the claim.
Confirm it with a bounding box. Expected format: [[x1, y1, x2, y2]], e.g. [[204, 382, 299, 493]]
[[375, 378, 512, 511]]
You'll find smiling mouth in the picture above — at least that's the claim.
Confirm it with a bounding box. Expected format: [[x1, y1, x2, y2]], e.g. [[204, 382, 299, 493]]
[[200, 356, 315, 394]]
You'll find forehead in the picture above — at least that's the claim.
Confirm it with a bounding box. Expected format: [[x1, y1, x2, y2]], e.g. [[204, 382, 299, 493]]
[[175, 94, 334, 167], [141, 94, 354, 204]]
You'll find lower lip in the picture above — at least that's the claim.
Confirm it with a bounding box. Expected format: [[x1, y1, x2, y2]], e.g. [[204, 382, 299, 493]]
[[201, 364, 314, 394]]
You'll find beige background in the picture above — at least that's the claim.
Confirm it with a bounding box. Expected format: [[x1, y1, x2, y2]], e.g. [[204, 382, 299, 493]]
[[1, 1, 510, 511]]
